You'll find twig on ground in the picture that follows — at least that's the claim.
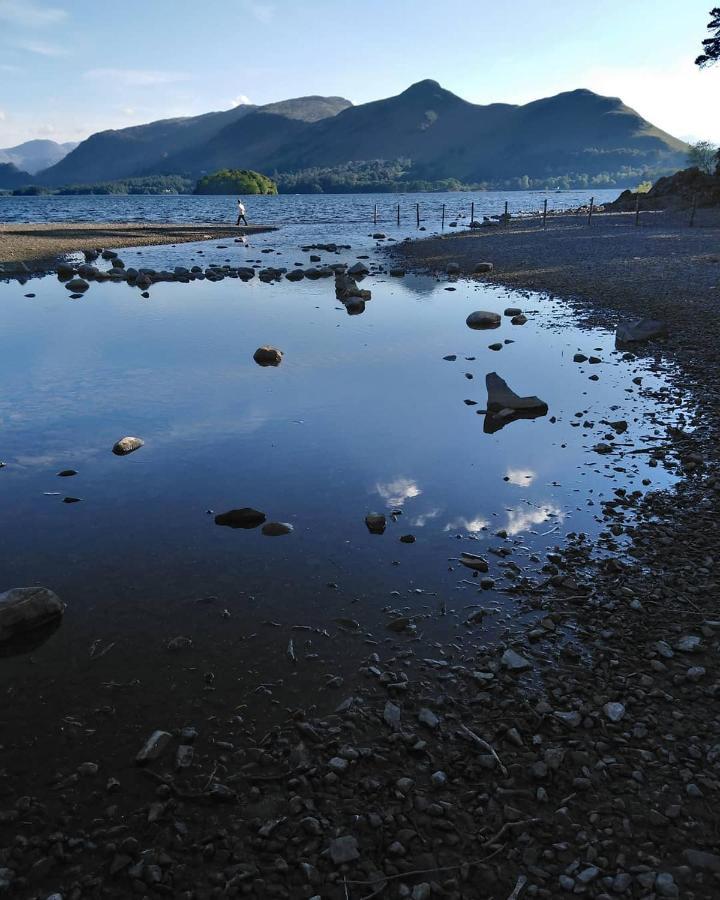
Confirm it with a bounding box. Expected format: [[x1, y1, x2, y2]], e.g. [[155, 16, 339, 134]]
[[457, 723, 508, 776]]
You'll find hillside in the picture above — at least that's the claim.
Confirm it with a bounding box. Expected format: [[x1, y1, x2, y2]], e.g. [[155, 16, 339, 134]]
[[40, 97, 352, 187], [0, 139, 77, 175], [30, 81, 688, 189]]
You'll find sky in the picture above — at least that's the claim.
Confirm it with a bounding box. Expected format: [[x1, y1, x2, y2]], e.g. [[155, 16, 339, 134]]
[[0, 0, 719, 148]]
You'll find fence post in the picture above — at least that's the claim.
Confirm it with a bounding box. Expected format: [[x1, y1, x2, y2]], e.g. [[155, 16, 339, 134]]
[[373, 203, 377, 226], [397, 203, 400, 226], [689, 193, 697, 227], [635, 193, 640, 226], [543, 198, 548, 229], [441, 203, 445, 228], [470, 201, 474, 225], [416, 202, 420, 228], [587, 196, 594, 226], [504, 200, 509, 227]]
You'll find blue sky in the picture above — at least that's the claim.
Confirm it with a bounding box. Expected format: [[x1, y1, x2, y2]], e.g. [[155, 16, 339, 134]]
[[0, 0, 718, 147]]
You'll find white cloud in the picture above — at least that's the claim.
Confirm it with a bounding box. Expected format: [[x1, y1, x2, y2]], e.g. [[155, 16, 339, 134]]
[[241, 1, 274, 24], [0, 0, 67, 27], [120, 107, 136, 116], [15, 38, 67, 56], [84, 68, 190, 87], [375, 477, 421, 508], [231, 94, 252, 107], [0, 110, 5, 121]]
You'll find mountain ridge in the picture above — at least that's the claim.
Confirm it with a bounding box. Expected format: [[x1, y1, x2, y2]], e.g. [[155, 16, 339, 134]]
[[6, 81, 689, 190]]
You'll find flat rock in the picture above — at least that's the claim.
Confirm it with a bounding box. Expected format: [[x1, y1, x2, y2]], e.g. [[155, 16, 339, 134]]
[[0, 586, 64, 642], [215, 507, 267, 529], [616, 317, 667, 343], [112, 436, 144, 456]]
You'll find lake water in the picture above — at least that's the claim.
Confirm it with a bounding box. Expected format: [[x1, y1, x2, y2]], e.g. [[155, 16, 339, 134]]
[[0, 192, 685, 760]]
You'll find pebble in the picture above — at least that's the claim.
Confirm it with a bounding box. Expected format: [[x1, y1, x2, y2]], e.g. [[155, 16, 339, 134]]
[[328, 835, 359, 864]]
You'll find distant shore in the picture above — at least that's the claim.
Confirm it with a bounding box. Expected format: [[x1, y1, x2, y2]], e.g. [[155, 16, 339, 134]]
[[0, 222, 276, 274]]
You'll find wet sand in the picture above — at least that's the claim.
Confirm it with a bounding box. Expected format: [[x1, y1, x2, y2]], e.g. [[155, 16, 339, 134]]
[[0, 222, 276, 273]]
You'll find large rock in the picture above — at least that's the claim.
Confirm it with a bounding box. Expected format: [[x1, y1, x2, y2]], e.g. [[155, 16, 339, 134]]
[[616, 318, 667, 343], [0, 587, 64, 642], [466, 311, 501, 330], [484, 372, 548, 433]]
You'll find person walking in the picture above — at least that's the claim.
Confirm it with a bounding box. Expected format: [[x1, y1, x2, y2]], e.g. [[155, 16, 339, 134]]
[[236, 198, 248, 226]]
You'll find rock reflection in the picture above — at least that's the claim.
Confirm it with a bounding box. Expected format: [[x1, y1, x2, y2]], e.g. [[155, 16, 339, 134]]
[[375, 478, 422, 508]]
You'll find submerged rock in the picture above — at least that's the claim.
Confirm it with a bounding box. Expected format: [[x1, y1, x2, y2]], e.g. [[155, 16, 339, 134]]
[[215, 508, 267, 529], [112, 436, 144, 456], [460, 552, 489, 572], [466, 310, 501, 330], [65, 278, 89, 292], [0, 586, 64, 642], [474, 262, 494, 273], [483, 372, 548, 433], [616, 318, 667, 343], [253, 346, 283, 366]]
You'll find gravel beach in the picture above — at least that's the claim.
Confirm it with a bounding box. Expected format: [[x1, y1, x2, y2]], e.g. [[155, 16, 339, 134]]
[[0, 222, 275, 273], [2, 212, 720, 899]]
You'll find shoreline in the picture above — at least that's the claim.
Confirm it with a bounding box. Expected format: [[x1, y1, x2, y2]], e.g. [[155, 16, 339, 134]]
[[0, 222, 277, 274]]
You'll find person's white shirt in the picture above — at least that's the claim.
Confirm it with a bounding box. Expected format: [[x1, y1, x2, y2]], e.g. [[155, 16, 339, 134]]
[[237, 200, 246, 214]]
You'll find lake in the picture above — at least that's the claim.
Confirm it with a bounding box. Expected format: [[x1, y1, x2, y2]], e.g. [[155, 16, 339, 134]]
[[0, 190, 685, 762]]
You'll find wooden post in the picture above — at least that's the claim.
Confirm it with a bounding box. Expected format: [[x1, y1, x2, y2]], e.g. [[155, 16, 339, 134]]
[[373, 203, 377, 225], [416, 202, 420, 228], [542, 198, 548, 229], [397, 203, 400, 226], [504, 200, 509, 227], [635, 193, 640, 226], [689, 193, 697, 227], [441, 203, 446, 229], [587, 196, 594, 226], [470, 201, 475, 225]]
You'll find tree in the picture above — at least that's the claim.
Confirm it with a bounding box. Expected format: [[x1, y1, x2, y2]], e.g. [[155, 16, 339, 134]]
[[194, 169, 278, 195], [687, 140, 719, 173], [696, 7, 720, 67]]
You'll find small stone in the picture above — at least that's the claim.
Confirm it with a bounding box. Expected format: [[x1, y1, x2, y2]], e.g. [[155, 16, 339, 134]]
[[261, 521, 293, 536], [214, 507, 266, 529], [135, 730, 172, 764], [328, 835, 359, 865], [676, 634, 701, 652], [77, 761, 98, 777], [559, 875, 575, 891], [655, 872, 679, 898], [573, 353, 588, 363], [501, 648, 532, 671], [399, 534, 415, 543], [466, 310, 501, 329], [430, 770, 448, 788], [112, 436, 144, 456], [418, 707, 439, 729], [474, 262, 493, 273], [328, 757, 348, 774], [365, 514, 386, 534], [604, 702, 625, 722], [577, 866, 599, 884], [412, 884, 431, 900], [384, 700, 401, 730], [253, 346, 283, 366]]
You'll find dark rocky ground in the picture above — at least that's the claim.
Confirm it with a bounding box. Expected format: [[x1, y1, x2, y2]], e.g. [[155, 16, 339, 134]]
[[2, 217, 720, 899]]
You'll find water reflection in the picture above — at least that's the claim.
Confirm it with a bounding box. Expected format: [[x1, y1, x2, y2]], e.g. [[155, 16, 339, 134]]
[[375, 477, 422, 508], [505, 502, 564, 536], [505, 467, 536, 486], [444, 515, 489, 533]]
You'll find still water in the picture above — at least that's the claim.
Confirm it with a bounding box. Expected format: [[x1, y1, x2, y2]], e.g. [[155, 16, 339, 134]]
[[0, 198, 685, 747]]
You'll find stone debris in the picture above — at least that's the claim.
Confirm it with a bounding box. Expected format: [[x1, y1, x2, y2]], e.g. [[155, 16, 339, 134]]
[[112, 436, 144, 456]]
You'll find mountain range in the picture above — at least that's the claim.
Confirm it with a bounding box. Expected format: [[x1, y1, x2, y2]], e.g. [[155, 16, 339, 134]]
[[0, 139, 78, 174], [1, 81, 688, 191]]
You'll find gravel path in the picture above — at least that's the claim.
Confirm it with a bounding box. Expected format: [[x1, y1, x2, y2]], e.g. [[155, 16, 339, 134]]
[[0, 222, 275, 273]]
